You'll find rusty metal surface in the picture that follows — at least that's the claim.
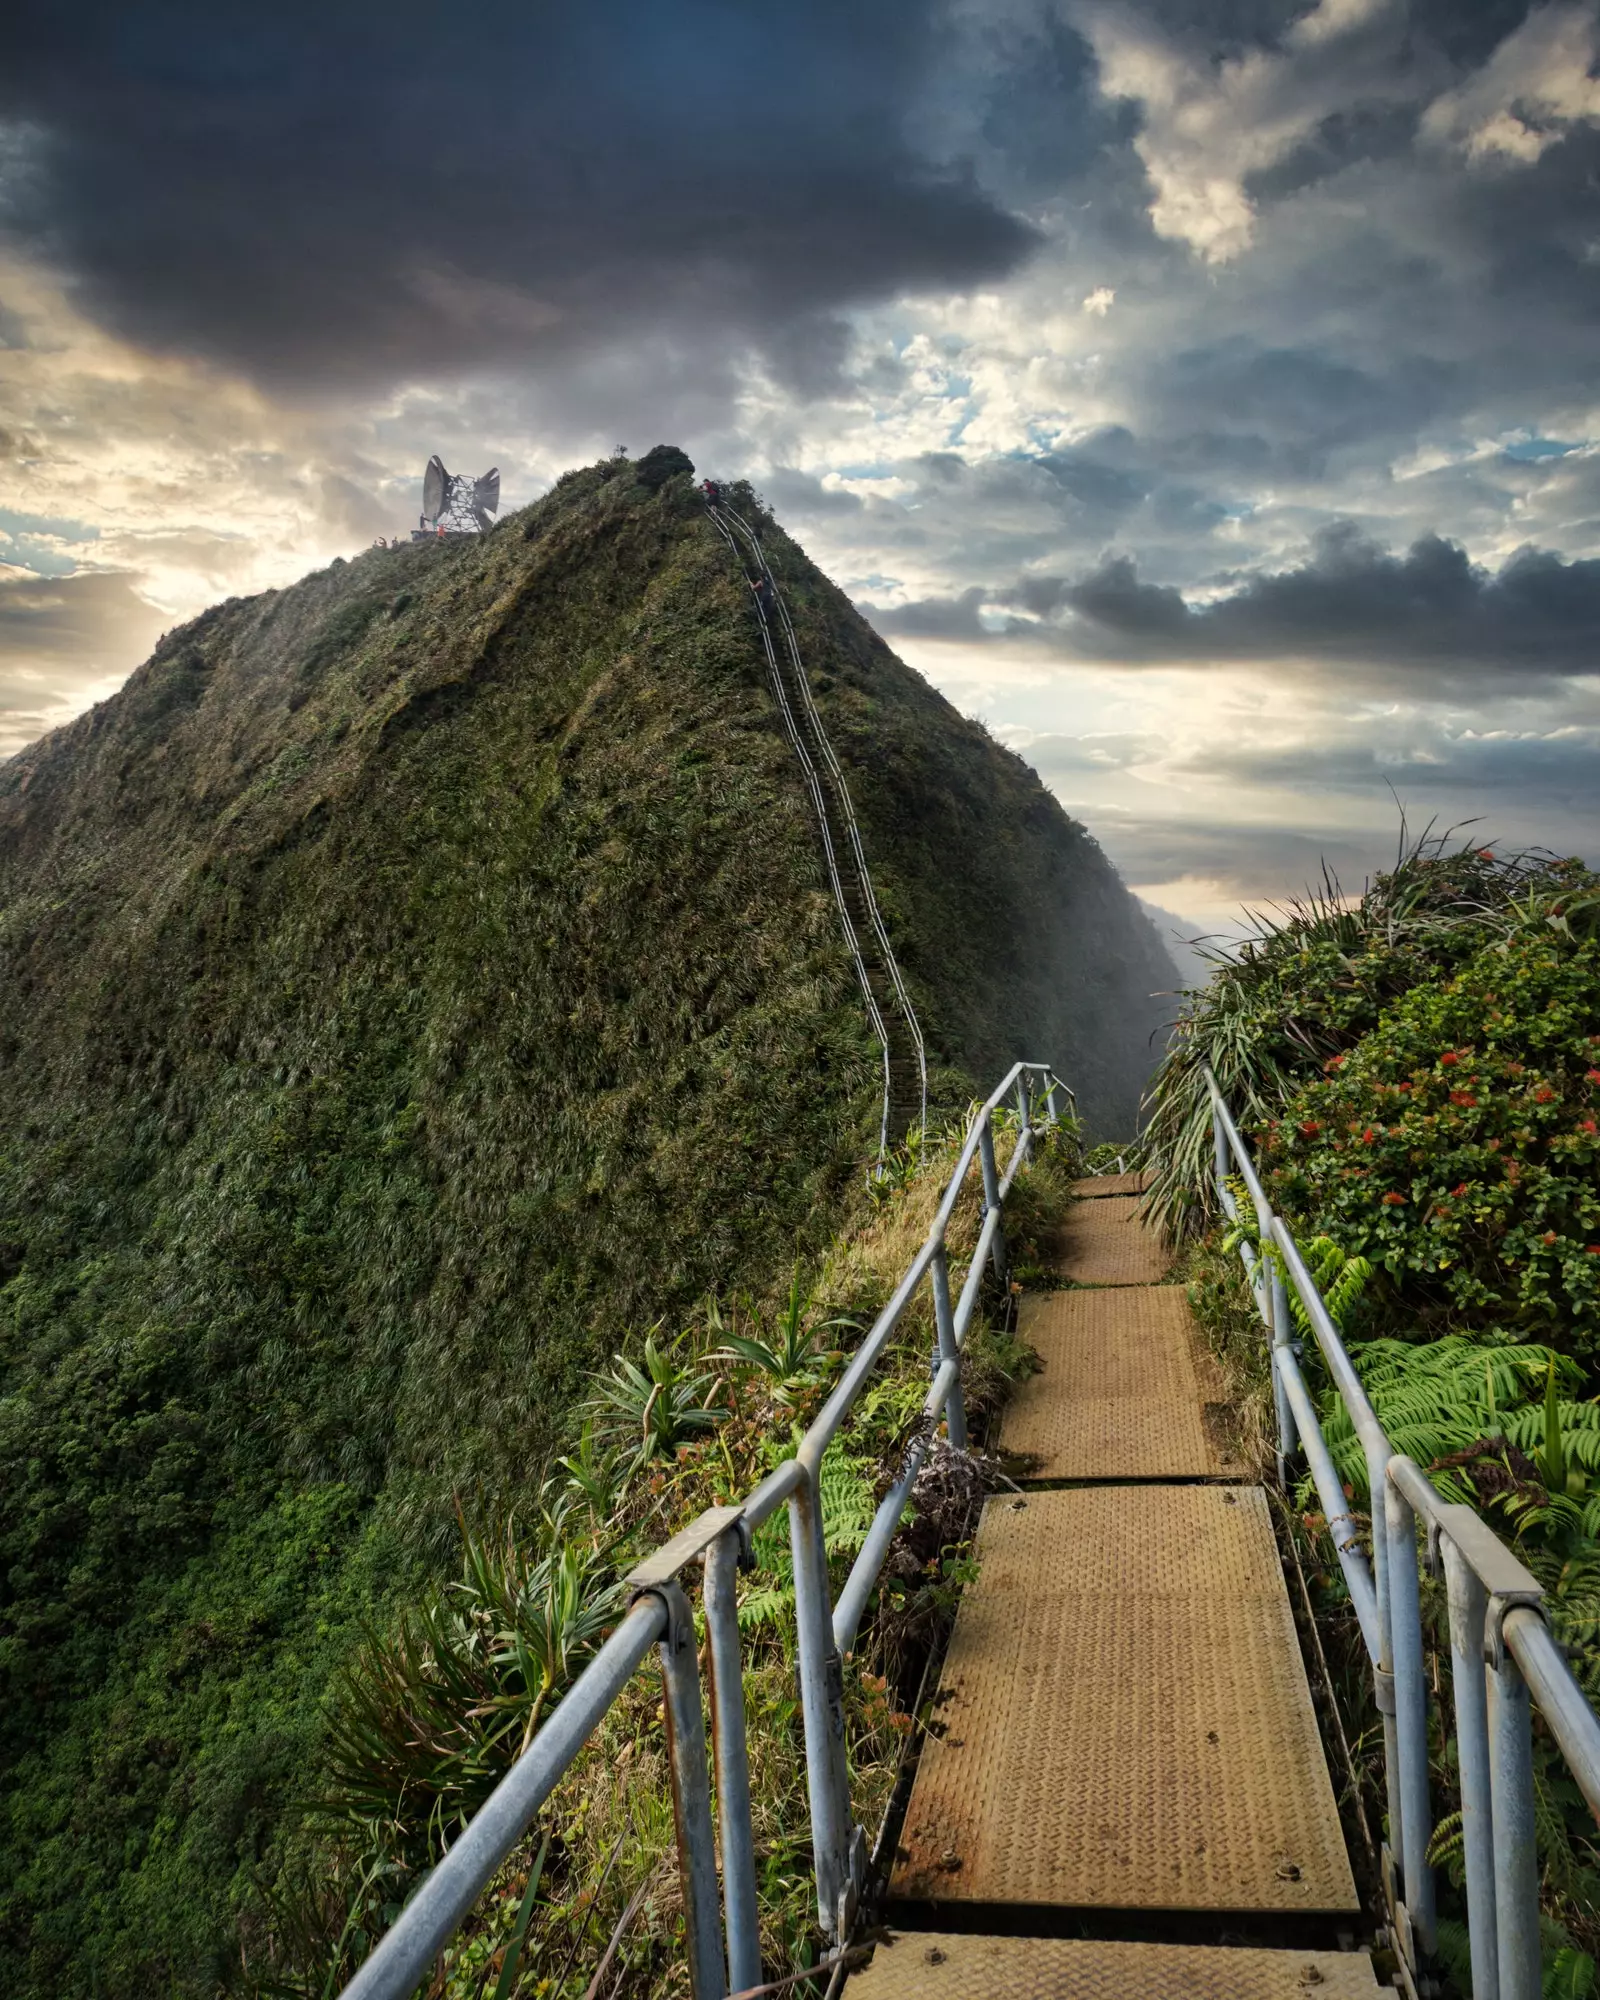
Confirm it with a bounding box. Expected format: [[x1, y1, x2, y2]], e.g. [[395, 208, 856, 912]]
[[1005, 1290, 1236, 1480], [1070, 1171, 1149, 1197], [891, 1486, 1357, 1914], [1054, 1195, 1171, 1285], [848, 1932, 1382, 1996]]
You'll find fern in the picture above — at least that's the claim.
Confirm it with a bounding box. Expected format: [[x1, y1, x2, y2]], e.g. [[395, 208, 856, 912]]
[[1316, 1335, 1587, 1504], [737, 1453, 877, 1631]]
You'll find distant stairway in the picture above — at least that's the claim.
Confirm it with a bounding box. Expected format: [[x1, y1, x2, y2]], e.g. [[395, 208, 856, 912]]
[[851, 1174, 1382, 1998], [706, 495, 925, 1150]]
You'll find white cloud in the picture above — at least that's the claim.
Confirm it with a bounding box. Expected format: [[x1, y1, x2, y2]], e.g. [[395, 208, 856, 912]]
[[1079, 0, 1403, 262], [1422, 3, 1600, 165], [1082, 286, 1116, 315]]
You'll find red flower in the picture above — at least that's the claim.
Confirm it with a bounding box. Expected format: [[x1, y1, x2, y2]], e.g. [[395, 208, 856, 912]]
[[1363, 1127, 1377, 1142], [1449, 1092, 1477, 1108], [1544, 1231, 1560, 1246], [1536, 1087, 1557, 1104], [1441, 1051, 1460, 1067], [1452, 1182, 1469, 1196], [1299, 1120, 1321, 1137], [1588, 1247, 1600, 1257], [1382, 1192, 1406, 1206], [1477, 847, 1495, 860], [1581, 1120, 1599, 1136], [1586, 1070, 1600, 1085]]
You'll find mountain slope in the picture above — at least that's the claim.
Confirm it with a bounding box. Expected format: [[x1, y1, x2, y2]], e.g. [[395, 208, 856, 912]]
[[0, 454, 1172, 1992]]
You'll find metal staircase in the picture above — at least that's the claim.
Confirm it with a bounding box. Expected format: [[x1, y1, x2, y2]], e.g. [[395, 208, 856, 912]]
[[338, 1064, 1600, 2000], [706, 495, 926, 1151]]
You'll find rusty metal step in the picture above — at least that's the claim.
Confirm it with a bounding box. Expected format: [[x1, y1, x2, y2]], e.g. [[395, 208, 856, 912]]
[[1003, 1289, 1237, 1481], [848, 1932, 1382, 1996], [890, 1485, 1357, 1916], [1052, 1194, 1171, 1286]]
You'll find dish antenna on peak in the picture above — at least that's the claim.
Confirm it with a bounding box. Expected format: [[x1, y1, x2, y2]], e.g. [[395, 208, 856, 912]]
[[413, 455, 501, 538]]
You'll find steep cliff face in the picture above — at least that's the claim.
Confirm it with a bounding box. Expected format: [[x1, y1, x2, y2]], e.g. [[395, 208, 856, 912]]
[[0, 456, 1171, 1991]]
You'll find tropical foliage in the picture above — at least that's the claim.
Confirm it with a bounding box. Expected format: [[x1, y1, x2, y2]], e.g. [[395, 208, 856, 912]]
[[1148, 832, 1600, 1988], [256, 1115, 1075, 1996]]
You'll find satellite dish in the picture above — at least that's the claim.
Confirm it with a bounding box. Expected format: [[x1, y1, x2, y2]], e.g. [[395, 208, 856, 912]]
[[415, 454, 501, 537], [470, 468, 500, 533]]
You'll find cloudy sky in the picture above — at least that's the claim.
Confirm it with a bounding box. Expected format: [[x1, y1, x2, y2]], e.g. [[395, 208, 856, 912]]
[[4, 0, 1599, 940]]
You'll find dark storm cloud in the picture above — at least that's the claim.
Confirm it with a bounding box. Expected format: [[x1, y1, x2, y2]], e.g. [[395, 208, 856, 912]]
[[867, 524, 1600, 677], [0, 1, 1038, 392], [1196, 726, 1600, 810]]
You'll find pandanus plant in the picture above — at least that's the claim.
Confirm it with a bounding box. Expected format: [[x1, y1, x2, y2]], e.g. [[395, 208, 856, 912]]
[[710, 1268, 852, 1412], [321, 1527, 620, 1865], [588, 1326, 730, 1469]]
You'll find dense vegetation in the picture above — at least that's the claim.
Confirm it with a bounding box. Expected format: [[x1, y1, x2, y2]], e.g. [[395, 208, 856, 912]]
[[1147, 837, 1600, 1988], [0, 452, 1169, 1993], [276, 1118, 1073, 1996]]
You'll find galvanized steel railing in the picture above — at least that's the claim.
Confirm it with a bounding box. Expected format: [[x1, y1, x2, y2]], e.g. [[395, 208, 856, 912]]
[[1206, 1067, 1600, 2000], [707, 498, 928, 1152], [341, 1062, 1071, 2000]]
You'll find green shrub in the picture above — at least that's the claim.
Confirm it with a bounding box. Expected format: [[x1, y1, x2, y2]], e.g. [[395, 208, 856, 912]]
[[1263, 928, 1600, 1349]]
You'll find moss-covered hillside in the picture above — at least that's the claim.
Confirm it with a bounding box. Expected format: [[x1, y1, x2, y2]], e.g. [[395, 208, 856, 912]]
[[0, 455, 1171, 1992]]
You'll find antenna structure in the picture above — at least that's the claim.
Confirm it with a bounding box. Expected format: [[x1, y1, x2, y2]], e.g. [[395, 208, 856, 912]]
[[413, 456, 501, 538]]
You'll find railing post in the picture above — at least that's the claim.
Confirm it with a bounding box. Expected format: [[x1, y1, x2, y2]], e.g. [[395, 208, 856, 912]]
[[1042, 1074, 1059, 1127], [1014, 1073, 1032, 1136], [1365, 1444, 1406, 1917], [655, 1581, 728, 1999], [704, 1532, 761, 1996], [789, 1474, 855, 1937], [978, 1113, 1008, 1282], [931, 1242, 967, 1449], [1440, 1540, 1499, 2000], [1488, 1635, 1542, 2000], [1267, 1245, 1298, 1488], [1384, 1474, 1435, 1961]]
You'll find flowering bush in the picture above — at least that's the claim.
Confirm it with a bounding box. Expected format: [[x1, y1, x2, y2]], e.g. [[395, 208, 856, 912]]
[[1263, 929, 1600, 1351]]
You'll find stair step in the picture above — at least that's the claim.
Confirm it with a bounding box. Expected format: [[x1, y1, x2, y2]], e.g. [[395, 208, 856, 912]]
[[848, 1932, 1383, 1997], [1071, 1171, 1149, 1197], [1052, 1195, 1171, 1286], [890, 1486, 1356, 1916], [1003, 1289, 1236, 1482]]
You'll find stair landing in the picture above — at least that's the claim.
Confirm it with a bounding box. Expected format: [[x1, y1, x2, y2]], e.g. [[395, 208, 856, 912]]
[[889, 1484, 1355, 1914]]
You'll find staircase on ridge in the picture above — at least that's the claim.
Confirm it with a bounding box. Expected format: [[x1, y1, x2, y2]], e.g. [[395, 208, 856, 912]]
[[848, 1176, 1386, 1997], [708, 496, 925, 1148]]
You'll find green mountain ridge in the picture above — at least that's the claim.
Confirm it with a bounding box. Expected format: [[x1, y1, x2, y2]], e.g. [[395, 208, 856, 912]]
[[0, 454, 1172, 1992]]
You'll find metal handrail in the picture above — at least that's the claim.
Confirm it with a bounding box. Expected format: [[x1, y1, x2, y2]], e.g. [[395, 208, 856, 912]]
[[705, 502, 898, 1161], [710, 500, 928, 1147], [719, 501, 930, 1135], [341, 1061, 1074, 2000], [1204, 1065, 1600, 2000]]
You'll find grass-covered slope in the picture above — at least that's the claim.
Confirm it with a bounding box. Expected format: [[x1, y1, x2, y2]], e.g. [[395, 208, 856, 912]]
[[0, 455, 1171, 1993]]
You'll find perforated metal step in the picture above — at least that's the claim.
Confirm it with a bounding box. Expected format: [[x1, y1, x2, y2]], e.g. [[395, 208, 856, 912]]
[[1071, 1171, 1149, 1197], [891, 1485, 1357, 1915], [1005, 1288, 1236, 1481], [1053, 1195, 1170, 1286], [848, 1932, 1382, 1997]]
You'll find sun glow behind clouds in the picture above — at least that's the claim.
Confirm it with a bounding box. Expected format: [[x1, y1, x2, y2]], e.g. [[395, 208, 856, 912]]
[[2, 4, 1600, 925]]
